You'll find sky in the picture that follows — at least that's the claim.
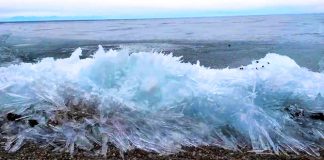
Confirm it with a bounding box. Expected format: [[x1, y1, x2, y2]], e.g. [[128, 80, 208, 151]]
[[0, 0, 323, 21]]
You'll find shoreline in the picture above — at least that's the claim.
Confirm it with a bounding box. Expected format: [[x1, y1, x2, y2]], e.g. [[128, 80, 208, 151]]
[[0, 142, 322, 160]]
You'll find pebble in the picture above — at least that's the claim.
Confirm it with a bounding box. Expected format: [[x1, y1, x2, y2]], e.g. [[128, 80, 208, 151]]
[[6, 113, 22, 121], [28, 119, 39, 127]]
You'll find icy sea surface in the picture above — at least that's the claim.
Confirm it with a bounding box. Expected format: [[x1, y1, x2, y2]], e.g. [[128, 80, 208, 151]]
[[0, 14, 323, 156]]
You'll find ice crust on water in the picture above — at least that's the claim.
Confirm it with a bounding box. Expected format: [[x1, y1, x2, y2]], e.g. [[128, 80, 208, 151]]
[[0, 46, 323, 156]]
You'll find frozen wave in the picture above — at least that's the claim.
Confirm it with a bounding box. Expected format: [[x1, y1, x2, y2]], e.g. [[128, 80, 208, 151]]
[[0, 46, 323, 156]]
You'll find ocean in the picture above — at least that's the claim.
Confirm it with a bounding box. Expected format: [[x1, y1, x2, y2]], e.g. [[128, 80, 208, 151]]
[[1, 14, 324, 71], [0, 14, 323, 156]]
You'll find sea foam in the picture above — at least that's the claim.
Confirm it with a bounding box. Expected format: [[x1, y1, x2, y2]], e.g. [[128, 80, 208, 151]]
[[0, 46, 323, 156]]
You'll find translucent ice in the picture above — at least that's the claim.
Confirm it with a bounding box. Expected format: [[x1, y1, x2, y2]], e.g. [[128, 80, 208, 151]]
[[0, 46, 323, 156]]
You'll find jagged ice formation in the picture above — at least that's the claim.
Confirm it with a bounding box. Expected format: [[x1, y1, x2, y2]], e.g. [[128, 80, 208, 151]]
[[0, 46, 323, 156]]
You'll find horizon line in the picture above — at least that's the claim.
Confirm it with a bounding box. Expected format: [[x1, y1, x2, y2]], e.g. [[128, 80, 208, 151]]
[[1, 12, 323, 23]]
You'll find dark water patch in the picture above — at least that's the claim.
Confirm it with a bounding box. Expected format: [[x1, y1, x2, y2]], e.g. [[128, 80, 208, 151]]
[[0, 34, 11, 44]]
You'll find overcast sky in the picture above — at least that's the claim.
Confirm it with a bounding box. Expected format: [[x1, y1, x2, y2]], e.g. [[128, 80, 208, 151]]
[[0, 0, 323, 21]]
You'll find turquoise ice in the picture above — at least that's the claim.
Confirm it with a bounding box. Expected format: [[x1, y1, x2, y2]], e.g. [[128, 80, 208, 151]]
[[0, 46, 323, 155]]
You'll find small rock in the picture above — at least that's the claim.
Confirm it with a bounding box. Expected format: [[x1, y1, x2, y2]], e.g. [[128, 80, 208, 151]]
[[28, 119, 39, 127], [6, 113, 22, 121], [148, 154, 153, 158], [309, 112, 324, 121]]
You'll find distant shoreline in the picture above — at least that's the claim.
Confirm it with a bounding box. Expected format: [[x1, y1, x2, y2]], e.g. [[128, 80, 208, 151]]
[[1, 12, 323, 24]]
